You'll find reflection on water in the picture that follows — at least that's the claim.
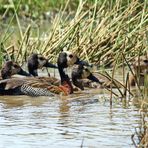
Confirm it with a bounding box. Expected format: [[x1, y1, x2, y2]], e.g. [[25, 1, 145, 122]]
[[0, 90, 141, 148]]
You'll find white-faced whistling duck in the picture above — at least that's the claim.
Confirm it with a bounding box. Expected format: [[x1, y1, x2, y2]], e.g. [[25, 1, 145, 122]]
[[71, 64, 104, 90], [0, 61, 30, 80], [27, 53, 57, 76], [0, 51, 91, 96]]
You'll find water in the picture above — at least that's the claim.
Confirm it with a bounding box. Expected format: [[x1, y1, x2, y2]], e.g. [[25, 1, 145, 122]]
[[0, 90, 141, 148]]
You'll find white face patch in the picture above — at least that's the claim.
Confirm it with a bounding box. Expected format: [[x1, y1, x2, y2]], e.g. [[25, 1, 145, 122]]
[[65, 51, 78, 67], [81, 66, 91, 78], [37, 55, 47, 69]]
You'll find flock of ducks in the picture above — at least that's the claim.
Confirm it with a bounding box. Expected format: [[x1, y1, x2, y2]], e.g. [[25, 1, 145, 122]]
[[0, 51, 148, 97], [0, 51, 101, 96]]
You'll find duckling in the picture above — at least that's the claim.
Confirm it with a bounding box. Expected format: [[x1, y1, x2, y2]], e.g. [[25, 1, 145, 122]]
[[0, 61, 30, 80], [129, 55, 148, 86], [0, 51, 87, 96], [27, 53, 57, 76]]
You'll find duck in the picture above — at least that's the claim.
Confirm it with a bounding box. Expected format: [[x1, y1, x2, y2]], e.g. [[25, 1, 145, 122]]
[[26, 53, 60, 86], [71, 64, 103, 90], [71, 54, 148, 89], [71, 64, 124, 89], [129, 55, 148, 86], [0, 61, 31, 80], [0, 51, 93, 96], [27, 53, 58, 76], [27, 52, 93, 86]]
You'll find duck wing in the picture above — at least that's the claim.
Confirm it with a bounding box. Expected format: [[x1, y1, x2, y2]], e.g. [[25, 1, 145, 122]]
[[0, 78, 26, 90], [37, 76, 60, 86], [0, 77, 54, 96]]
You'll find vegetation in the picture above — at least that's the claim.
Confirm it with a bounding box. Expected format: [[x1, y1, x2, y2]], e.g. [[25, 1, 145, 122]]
[[0, 0, 147, 147], [0, 0, 147, 64]]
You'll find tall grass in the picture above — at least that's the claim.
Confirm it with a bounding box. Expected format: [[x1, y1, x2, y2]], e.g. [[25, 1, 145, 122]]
[[0, 0, 147, 64]]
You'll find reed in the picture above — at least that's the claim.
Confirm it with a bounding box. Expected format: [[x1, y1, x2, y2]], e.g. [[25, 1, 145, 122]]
[[1, 0, 146, 62]]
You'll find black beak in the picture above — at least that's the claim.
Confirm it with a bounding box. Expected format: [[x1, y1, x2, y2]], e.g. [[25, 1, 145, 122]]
[[75, 59, 92, 67], [87, 74, 102, 84], [44, 61, 58, 68], [18, 69, 31, 76]]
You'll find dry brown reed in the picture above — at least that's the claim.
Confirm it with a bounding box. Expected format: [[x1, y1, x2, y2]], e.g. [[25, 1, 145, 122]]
[[1, 0, 147, 65]]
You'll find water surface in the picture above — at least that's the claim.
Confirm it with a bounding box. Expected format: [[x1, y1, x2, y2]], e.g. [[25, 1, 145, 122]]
[[0, 89, 141, 148]]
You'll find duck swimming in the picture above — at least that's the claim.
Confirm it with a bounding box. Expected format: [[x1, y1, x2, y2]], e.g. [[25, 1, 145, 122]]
[[0, 61, 30, 79], [71, 54, 148, 89], [0, 51, 92, 96], [71, 64, 103, 90], [71, 64, 124, 89], [27, 52, 93, 86], [27, 53, 57, 76]]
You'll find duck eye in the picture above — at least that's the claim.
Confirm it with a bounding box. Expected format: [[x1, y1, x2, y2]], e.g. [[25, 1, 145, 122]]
[[39, 57, 44, 60], [13, 64, 19, 68], [143, 60, 148, 63], [85, 68, 89, 72], [69, 54, 73, 58]]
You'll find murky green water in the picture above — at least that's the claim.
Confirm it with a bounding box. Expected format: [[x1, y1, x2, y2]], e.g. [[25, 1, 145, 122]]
[[0, 89, 141, 148]]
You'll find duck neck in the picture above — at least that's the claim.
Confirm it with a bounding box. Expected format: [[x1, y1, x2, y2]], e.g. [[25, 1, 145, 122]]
[[58, 66, 73, 94], [28, 59, 38, 76], [28, 68, 38, 76]]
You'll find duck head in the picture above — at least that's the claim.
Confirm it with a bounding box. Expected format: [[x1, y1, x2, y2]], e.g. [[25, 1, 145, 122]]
[[72, 64, 102, 90], [57, 51, 92, 67], [1, 61, 30, 79], [57, 51, 79, 68], [57, 51, 91, 94], [133, 55, 148, 75], [27, 53, 57, 76]]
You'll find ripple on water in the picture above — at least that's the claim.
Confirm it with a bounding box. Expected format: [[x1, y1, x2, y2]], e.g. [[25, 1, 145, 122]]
[[0, 93, 141, 148]]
